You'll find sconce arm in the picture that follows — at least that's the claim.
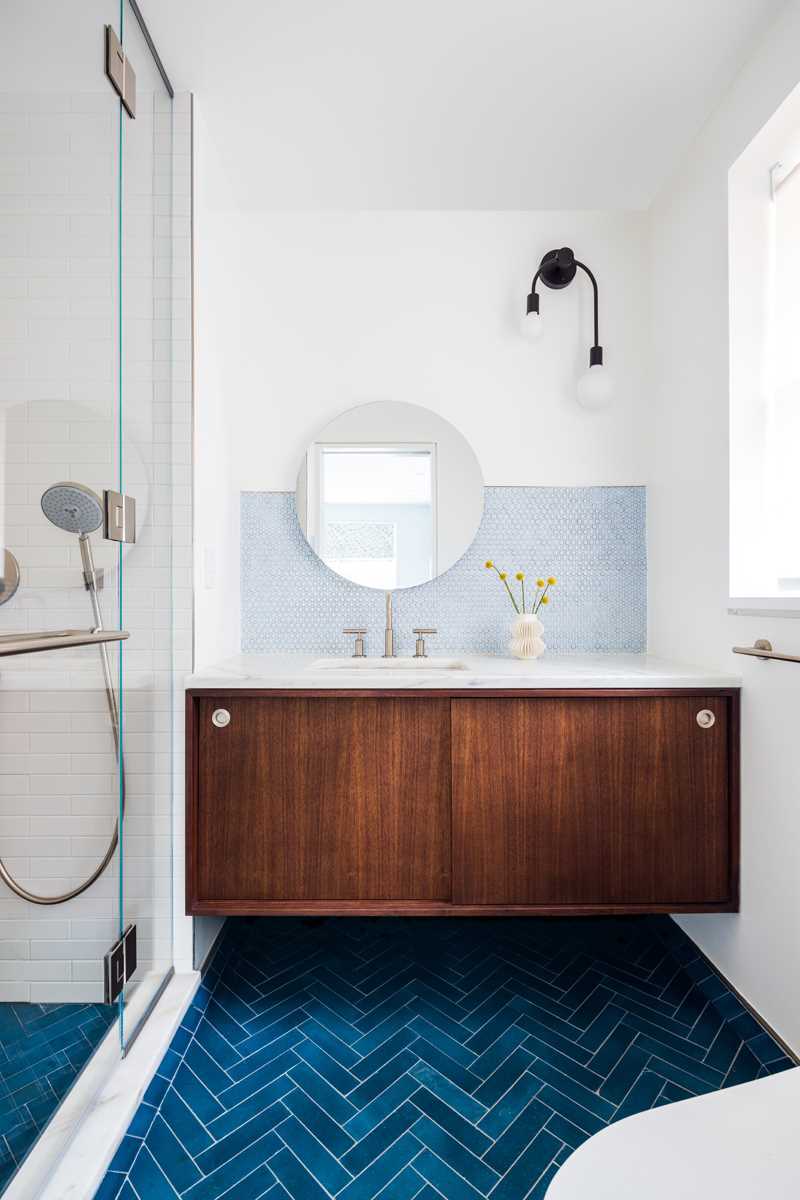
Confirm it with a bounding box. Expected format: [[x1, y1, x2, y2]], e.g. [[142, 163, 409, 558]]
[[575, 259, 600, 349]]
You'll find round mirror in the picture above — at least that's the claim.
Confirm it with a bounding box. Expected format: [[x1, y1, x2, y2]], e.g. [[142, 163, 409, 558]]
[[296, 401, 484, 590]]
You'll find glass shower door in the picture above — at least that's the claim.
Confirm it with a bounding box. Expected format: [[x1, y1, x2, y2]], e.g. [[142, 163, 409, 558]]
[[0, 0, 180, 1185], [0, 0, 126, 1187]]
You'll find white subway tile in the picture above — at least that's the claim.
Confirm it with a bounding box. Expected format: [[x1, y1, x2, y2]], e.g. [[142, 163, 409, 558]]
[[0, 982, 30, 1001], [29, 982, 101, 1002], [0, 753, 70, 774], [71, 960, 103, 982], [0, 816, 29, 837], [0, 98, 190, 993], [0, 797, 68, 818], [0, 940, 30, 960], [0, 919, 69, 940], [1, 836, 71, 858], [0, 960, 71, 982]]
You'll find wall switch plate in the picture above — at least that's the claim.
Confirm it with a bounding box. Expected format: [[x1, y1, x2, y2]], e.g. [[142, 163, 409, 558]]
[[104, 490, 136, 544], [103, 923, 137, 1005]]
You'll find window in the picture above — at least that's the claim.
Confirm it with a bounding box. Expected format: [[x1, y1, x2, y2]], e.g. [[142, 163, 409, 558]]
[[730, 81, 800, 605]]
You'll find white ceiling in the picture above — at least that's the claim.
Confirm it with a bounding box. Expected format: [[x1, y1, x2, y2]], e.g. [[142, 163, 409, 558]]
[[144, 0, 785, 210]]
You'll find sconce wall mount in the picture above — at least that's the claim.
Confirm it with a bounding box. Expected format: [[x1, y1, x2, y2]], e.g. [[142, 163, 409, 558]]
[[522, 246, 611, 407]]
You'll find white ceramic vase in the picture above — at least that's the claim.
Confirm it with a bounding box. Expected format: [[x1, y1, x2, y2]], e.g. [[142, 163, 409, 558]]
[[509, 612, 546, 660]]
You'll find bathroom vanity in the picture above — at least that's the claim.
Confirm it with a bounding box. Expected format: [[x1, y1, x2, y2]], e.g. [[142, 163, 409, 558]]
[[185, 655, 740, 917]]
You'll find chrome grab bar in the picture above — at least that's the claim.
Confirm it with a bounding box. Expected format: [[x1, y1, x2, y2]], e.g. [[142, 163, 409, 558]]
[[0, 629, 129, 658], [732, 638, 800, 664]]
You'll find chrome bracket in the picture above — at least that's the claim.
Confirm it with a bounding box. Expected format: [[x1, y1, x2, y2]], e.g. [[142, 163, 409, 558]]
[[105, 25, 136, 118], [104, 490, 136, 544], [104, 924, 137, 1005]]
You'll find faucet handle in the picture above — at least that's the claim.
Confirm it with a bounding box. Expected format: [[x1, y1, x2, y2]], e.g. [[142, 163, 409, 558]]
[[343, 628, 367, 658], [412, 628, 437, 658]]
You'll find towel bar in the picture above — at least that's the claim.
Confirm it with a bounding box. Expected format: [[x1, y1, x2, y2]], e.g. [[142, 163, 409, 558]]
[[732, 639, 800, 664]]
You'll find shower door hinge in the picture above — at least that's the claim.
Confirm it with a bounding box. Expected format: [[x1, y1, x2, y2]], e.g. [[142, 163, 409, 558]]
[[105, 25, 136, 118], [104, 490, 136, 544], [104, 924, 138, 1005]]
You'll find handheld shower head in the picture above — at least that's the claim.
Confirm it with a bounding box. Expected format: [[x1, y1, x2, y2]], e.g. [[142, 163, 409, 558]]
[[41, 482, 104, 537]]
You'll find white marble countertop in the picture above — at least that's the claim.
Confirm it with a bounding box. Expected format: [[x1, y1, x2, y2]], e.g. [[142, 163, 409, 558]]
[[187, 653, 740, 690]]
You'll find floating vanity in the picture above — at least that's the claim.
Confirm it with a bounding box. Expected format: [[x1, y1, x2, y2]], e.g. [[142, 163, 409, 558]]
[[185, 654, 740, 918]]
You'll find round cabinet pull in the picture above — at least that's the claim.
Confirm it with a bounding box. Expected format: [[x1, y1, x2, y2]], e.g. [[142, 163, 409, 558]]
[[696, 709, 716, 729], [211, 708, 231, 729]]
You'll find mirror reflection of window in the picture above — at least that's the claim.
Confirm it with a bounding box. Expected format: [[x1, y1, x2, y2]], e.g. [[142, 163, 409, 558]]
[[315, 445, 436, 589], [297, 401, 484, 591]]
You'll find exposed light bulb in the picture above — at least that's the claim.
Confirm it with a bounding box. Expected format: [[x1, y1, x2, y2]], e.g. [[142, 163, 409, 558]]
[[576, 363, 613, 409], [520, 310, 543, 341]]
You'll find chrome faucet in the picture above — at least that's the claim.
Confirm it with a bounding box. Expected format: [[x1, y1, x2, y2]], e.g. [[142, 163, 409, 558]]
[[383, 591, 395, 658]]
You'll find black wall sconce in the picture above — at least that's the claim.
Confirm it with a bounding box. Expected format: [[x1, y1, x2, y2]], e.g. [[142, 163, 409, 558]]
[[521, 247, 612, 408]]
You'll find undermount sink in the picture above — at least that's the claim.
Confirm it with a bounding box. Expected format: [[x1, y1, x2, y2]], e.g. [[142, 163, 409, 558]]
[[310, 657, 469, 671]]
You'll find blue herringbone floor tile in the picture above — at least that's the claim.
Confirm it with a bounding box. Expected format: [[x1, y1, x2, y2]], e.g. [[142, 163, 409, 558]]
[[0, 1001, 115, 1193], [96, 918, 797, 1200]]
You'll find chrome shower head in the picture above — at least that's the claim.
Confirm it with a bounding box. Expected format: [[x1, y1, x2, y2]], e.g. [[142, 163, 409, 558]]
[[40, 482, 104, 537]]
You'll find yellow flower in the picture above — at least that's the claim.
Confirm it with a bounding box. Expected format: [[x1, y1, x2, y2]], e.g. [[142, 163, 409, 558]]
[[499, 572, 507, 580], [536, 578, 545, 588], [515, 571, 524, 580], [484, 560, 494, 569], [548, 576, 557, 586], [541, 594, 549, 604]]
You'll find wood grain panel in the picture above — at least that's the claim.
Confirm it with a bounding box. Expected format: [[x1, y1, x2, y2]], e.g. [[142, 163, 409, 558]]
[[451, 696, 731, 905], [195, 696, 451, 901]]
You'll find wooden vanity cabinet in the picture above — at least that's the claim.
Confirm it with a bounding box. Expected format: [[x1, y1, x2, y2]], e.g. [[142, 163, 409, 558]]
[[451, 696, 732, 907], [186, 688, 739, 916], [190, 695, 451, 903]]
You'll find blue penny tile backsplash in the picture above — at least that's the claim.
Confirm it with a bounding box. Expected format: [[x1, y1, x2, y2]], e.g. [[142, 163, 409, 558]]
[[241, 486, 646, 656]]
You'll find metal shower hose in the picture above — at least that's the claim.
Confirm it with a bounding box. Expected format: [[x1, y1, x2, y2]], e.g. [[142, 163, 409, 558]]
[[0, 558, 125, 904]]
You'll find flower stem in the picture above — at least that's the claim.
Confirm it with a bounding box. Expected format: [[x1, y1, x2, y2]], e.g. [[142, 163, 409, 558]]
[[520, 578, 526, 613], [503, 577, 520, 613], [492, 565, 519, 612]]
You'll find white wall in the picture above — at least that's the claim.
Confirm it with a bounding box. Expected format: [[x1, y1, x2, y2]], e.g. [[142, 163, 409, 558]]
[[192, 100, 241, 671], [194, 209, 649, 663], [649, 0, 800, 1052], [233, 212, 648, 490]]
